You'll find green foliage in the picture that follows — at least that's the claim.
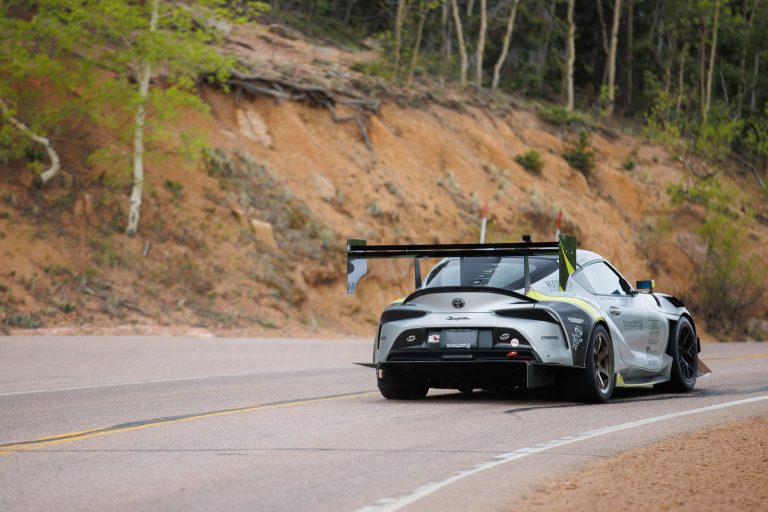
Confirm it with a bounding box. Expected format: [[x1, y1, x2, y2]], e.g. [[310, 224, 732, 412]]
[[669, 177, 765, 334], [538, 105, 592, 129], [695, 104, 742, 161], [622, 156, 637, 171], [644, 79, 683, 142], [0, 0, 236, 233], [4, 313, 42, 329], [350, 60, 396, 81], [562, 130, 596, 177], [515, 150, 544, 175], [743, 106, 768, 164]]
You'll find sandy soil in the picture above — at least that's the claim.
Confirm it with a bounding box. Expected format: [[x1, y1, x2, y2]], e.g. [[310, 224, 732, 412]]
[[516, 415, 768, 511]]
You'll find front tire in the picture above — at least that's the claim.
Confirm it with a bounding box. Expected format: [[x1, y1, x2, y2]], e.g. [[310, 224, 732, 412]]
[[655, 317, 698, 393], [574, 325, 615, 403]]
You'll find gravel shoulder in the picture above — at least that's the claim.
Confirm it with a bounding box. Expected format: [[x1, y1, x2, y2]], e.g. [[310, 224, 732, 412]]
[[516, 415, 768, 512]]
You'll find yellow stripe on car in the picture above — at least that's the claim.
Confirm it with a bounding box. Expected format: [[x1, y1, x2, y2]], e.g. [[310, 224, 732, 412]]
[[525, 289, 603, 320]]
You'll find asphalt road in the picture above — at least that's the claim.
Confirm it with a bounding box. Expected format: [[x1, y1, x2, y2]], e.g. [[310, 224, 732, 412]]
[[1, 336, 767, 511]]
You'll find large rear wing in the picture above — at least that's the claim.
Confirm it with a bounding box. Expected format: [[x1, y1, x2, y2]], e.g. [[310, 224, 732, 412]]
[[346, 235, 576, 295]]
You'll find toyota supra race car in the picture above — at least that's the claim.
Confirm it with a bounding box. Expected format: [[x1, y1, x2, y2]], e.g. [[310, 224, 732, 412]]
[[347, 236, 709, 403]]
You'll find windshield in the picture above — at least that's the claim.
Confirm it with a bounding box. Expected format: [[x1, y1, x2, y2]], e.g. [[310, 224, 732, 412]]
[[423, 256, 559, 291]]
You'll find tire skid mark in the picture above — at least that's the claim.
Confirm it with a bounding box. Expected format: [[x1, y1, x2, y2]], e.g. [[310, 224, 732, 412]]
[[0, 390, 375, 455]]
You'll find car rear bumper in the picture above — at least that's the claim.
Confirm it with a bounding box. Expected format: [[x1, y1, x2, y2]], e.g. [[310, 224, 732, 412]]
[[377, 360, 564, 390]]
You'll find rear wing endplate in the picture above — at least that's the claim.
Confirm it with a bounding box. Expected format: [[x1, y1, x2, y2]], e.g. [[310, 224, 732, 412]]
[[346, 235, 577, 295]]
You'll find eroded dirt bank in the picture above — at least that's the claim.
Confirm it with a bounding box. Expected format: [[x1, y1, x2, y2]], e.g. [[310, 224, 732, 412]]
[[516, 415, 768, 511], [1, 26, 766, 339]]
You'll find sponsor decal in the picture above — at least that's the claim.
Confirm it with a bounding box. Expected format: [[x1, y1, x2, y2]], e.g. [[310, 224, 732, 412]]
[[623, 319, 643, 331], [510, 338, 520, 347], [571, 325, 584, 349], [540, 336, 559, 340], [567, 317, 584, 324], [446, 343, 472, 348], [428, 334, 441, 344], [545, 280, 573, 291], [406, 335, 416, 342], [500, 332, 510, 341], [452, 298, 465, 309], [645, 346, 663, 368]]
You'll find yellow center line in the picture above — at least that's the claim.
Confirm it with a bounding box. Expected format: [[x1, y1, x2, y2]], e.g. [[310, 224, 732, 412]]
[[0, 390, 377, 456], [704, 353, 768, 362]]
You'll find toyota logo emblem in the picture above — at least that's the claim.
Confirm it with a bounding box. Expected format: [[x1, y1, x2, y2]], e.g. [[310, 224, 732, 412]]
[[451, 298, 465, 309]]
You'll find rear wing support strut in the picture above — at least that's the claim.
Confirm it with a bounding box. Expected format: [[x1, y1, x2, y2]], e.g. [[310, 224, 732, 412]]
[[346, 235, 577, 295]]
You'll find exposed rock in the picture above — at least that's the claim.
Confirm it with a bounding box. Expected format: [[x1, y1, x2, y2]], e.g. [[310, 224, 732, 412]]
[[236, 108, 273, 148], [311, 172, 336, 202], [249, 218, 278, 250]]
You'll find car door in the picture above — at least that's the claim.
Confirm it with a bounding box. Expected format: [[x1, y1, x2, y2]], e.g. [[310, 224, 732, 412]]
[[580, 261, 652, 367]]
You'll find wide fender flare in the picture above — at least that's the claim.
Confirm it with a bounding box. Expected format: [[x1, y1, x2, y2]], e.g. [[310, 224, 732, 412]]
[[532, 296, 604, 368]]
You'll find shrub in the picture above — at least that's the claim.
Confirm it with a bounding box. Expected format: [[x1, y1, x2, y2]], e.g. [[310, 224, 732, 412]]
[[562, 130, 596, 176], [515, 150, 544, 175], [669, 177, 765, 335], [622, 156, 637, 171], [538, 105, 592, 129]]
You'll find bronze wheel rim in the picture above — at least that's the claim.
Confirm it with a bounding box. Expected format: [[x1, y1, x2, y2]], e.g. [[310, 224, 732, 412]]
[[594, 332, 613, 393]]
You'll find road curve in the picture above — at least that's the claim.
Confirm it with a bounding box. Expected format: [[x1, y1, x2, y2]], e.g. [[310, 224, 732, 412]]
[[1, 336, 767, 511]]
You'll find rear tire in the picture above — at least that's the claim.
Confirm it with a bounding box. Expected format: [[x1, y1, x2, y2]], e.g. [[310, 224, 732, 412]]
[[458, 385, 474, 395], [377, 368, 428, 400], [574, 325, 615, 403], [655, 317, 698, 393]]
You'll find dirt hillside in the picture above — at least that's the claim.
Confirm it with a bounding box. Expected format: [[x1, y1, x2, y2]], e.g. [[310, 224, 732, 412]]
[[516, 415, 768, 512], [1, 22, 766, 339]]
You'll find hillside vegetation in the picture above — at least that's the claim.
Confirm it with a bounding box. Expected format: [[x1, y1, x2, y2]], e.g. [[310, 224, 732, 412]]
[[0, 1, 766, 340]]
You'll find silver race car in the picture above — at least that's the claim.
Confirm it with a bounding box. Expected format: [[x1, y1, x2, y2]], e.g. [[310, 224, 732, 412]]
[[347, 236, 708, 403]]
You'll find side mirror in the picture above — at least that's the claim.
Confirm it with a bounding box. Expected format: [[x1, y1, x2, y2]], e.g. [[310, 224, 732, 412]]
[[636, 280, 655, 293]]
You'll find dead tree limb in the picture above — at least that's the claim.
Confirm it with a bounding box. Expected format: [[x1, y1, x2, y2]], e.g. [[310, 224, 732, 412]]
[[0, 96, 61, 186]]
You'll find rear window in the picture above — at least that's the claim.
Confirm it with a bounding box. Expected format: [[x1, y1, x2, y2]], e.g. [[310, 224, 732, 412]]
[[423, 256, 559, 291]]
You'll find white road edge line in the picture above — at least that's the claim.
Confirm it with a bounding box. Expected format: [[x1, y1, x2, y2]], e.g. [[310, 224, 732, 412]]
[[0, 366, 352, 397], [358, 394, 768, 512]]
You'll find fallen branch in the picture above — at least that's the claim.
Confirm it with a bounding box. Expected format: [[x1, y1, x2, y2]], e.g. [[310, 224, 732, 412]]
[[680, 155, 719, 180], [223, 71, 378, 150], [0, 96, 61, 185]]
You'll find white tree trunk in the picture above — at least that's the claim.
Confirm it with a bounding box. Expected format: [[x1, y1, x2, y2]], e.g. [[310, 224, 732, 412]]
[[475, 0, 487, 87], [565, 0, 575, 111], [605, 0, 622, 117], [491, 0, 521, 91], [703, 0, 720, 124], [0, 96, 61, 185], [450, 0, 468, 87], [126, 0, 159, 237]]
